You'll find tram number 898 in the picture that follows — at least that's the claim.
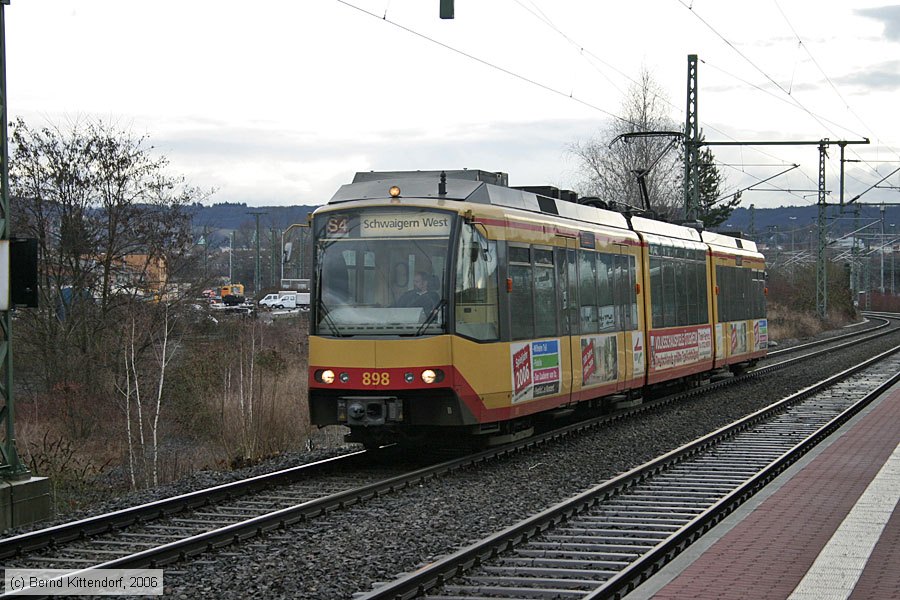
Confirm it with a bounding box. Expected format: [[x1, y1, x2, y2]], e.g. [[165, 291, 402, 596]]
[[362, 372, 391, 386]]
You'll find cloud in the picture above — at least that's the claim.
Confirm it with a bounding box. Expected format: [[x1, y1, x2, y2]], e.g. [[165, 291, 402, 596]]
[[149, 118, 606, 206], [856, 6, 900, 41], [834, 60, 900, 90]]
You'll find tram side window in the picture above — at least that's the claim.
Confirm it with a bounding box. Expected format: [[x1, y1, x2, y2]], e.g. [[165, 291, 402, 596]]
[[629, 255, 639, 329], [740, 269, 749, 319], [614, 254, 638, 331], [717, 264, 765, 322], [716, 265, 728, 322], [534, 248, 557, 338], [649, 244, 708, 328], [550, 247, 578, 337], [754, 270, 767, 319], [455, 224, 500, 341], [578, 251, 599, 334], [662, 259, 676, 327], [649, 256, 663, 329], [698, 256, 709, 322], [675, 259, 689, 325], [508, 246, 534, 340], [597, 253, 615, 332]]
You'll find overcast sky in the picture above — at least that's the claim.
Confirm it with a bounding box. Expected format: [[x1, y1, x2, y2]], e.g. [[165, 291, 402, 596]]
[[6, 1, 900, 211]]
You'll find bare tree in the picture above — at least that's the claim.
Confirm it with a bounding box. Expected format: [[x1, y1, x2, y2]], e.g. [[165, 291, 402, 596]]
[[114, 300, 180, 488], [568, 68, 684, 218], [10, 117, 202, 392]]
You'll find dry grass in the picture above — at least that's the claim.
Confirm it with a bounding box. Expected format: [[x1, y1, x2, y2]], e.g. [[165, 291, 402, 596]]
[[767, 301, 859, 344]]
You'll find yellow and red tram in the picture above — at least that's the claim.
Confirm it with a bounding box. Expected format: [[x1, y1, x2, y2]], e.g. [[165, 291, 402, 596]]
[[308, 170, 766, 447]]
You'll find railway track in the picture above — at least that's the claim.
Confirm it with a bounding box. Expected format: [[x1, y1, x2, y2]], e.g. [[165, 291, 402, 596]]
[[764, 312, 887, 360], [355, 342, 900, 599], [1, 315, 897, 596]]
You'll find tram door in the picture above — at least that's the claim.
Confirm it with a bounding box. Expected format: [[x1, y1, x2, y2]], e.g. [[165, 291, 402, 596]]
[[555, 237, 578, 404], [616, 247, 637, 392]]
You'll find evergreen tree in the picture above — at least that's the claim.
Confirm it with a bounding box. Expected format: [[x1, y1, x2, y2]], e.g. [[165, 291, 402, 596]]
[[696, 141, 741, 228]]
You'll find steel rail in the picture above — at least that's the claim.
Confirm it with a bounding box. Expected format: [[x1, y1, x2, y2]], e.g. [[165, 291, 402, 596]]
[[766, 313, 888, 358], [0, 449, 368, 558]]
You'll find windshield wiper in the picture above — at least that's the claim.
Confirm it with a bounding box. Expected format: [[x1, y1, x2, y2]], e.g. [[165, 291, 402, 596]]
[[416, 299, 446, 336], [317, 299, 342, 336]]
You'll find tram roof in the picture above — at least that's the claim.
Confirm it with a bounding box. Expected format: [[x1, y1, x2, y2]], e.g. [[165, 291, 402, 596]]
[[701, 229, 760, 254], [331, 171, 631, 230]]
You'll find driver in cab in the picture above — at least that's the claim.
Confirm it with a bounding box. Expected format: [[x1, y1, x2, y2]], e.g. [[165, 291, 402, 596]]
[[394, 271, 440, 314]]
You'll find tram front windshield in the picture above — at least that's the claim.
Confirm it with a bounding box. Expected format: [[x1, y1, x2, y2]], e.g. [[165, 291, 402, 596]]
[[314, 209, 455, 336]]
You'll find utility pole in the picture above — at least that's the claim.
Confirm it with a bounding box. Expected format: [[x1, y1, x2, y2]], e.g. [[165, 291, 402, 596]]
[[749, 204, 756, 239], [880, 204, 886, 293], [247, 211, 267, 295], [0, 0, 51, 528], [681, 54, 872, 318], [202, 225, 209, 280], [269, 226, 277, 288], [816, 142, 828, 317], [700, 138, 868, 319], [0, 0, 26, 482], [683, 54, 700, 221]]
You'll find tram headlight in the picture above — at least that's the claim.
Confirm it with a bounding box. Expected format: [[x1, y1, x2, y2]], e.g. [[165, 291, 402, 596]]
[[316, 369, 335, 384], [339, 372, 350, 383], [404, 372, 415, 383], [421, 369, 444, 384]]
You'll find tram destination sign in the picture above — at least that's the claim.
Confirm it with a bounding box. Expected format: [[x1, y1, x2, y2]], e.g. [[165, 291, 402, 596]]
[[360, 212, 452, 237]]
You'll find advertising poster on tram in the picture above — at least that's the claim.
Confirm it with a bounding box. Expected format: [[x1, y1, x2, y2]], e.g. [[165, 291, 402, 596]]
[[754, 319, 768, 351], [649, 325, 713, 371], [580, 334, 618, 387], [632, 332, 645, 377], [511, 339, 561, 403], [730, 322, 748, 354]]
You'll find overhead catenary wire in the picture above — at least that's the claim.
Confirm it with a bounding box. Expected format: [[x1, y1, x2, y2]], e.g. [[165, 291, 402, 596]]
[[336, 0, 637, 128], [675, 1, 891, 195], [770, 0, 900, 186], [508, 0, 819, 196], [348, 0, 891, 207], [773, 0, 900, 165]]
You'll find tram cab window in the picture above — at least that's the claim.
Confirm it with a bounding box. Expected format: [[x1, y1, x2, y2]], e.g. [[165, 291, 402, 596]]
[[313, 208, 453, 336], [455, 224, 499, 341]]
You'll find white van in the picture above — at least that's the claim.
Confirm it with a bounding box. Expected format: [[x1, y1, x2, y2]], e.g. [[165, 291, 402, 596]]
[[260, 291, 310, 310], [275, 293, 297, 309], [275, 292, 310, 310], [258, 293, 282, 308]]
